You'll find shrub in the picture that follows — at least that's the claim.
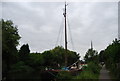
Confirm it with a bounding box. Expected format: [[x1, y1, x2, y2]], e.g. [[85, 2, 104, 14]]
[[56, 71, 73, 81], [75, 71, 96, 79], [74, 62, 101, 80], [10, 61, 34, 72], [8, 61, 35, 80], [86, 62, 101, 74]]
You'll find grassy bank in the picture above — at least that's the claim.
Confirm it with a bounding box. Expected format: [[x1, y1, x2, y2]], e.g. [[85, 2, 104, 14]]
[[56, 62, 101, 81], [74, 62, 101, 79]]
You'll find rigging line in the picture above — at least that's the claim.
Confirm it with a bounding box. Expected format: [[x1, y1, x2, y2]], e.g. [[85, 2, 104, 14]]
[[60, 23, 64, 46], [67, 17, 75, 50], [55, 17, 64, 46], [67, 60, 79, 67]]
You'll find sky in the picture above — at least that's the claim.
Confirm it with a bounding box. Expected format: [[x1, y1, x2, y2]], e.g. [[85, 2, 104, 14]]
[[1, 1, 118, 59]]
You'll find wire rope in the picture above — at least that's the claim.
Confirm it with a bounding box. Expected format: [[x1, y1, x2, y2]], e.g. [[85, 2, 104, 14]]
[[67, 17, 75, 50], [55, 17, 64, 46]]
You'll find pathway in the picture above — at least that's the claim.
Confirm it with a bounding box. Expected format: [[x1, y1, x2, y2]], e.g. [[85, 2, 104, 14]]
[[99, 65, 111, 81]]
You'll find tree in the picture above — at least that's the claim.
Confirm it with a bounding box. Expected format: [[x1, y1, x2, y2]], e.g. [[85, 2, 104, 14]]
[[103, 38, 120, 79], [99, 50, 105, 62], [84, 48, 98, 63], [2, 19, 21, 78], [27, 53, 44, 69], [19, 44, 30, 62], [42, 46, 80, 68]]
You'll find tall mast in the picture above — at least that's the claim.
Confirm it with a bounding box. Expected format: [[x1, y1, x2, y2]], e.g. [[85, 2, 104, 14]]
[[63, 2, 68, 66]]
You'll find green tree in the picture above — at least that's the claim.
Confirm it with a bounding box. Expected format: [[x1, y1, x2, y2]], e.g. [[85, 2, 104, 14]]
[[84, 48, 98, 63], [19, 44, 30, 62], [2, 19, 21, 78], [103, 38, 120, 79], [27, 53, 44, 70], [42, 46, 80, 68], [99, 50, 105, 62]]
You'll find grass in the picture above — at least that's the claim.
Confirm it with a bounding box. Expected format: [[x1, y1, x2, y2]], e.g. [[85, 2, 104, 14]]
[[74, 62, 101, 80], [56, 62, 101, 81]]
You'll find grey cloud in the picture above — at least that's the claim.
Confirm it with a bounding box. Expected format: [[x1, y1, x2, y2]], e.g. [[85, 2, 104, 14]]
[[2, 2, 118, 59]]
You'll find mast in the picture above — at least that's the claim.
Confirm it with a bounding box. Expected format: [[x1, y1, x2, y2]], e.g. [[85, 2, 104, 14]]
[[63, 2, 68, 67]]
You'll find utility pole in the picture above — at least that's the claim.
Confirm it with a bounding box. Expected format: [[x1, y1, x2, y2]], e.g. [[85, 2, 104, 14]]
[[63, 2, 68, 67]]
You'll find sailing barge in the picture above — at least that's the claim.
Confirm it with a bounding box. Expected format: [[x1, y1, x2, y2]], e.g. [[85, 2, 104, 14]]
[[44, 2, 85, 73]]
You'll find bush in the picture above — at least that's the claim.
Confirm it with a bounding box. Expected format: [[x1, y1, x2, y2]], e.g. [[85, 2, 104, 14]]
[[10, 61, 34, 73], [8, 61, 35, 80], [56, 71, 73, 81], [75, 71, 96, 79], [74, 62, 101, 80], [86, 62, 101, 74]]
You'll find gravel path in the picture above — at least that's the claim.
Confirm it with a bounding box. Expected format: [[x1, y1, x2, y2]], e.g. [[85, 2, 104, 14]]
[[99, 65, 111, 81]]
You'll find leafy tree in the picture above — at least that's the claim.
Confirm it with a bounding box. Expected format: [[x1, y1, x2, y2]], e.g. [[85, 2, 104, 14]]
[[2, 19, 21, 64], [19, 44, 30, 62], [8, 61, 34, 80], [99, 50, 105, 62], [42, 50, 55, 67], [2, 19, 21, 78], [67, 51, 80, 66], [102, 38, 120, 79], [75, 62, 101, 79], [42, 46, 80, 68], [84, 48, 98, 63], [26, 53, 44, 70]]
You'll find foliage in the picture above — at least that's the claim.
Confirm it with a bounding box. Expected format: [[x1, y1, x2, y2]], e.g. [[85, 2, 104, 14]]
[[2, 19, 21, 79], [86, 62, 101, 74], [56, 71, 73, 81], [75, 62, 101, 80], [80, 47, 100, 80], [8, 61, 37, 80], [42, 46, 80, 68], [84, 48, 99, 63], [27, 53, 45, 70], [102, 38, 120, 79], [9, 61, 34, 73], [75, 71, 96, 79], [99, 50, 105, 62], [2, 19, 21, 64], [18, 44, 30, 62]]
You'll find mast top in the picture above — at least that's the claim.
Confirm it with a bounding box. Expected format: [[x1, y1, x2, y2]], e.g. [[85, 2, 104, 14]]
[[63, 2, 68, 17]]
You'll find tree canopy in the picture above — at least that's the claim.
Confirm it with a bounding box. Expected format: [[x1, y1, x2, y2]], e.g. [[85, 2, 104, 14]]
[[84, 48, 98, 63], [102, 38, 120, 79], [19, 44, 30, 62], [2, 19, 21, 79], [2, 19, 21, 65], [42, 46, 80, 68]]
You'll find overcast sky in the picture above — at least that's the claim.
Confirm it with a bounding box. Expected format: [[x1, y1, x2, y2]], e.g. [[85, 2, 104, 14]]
[[2, 2, 118, 59]]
